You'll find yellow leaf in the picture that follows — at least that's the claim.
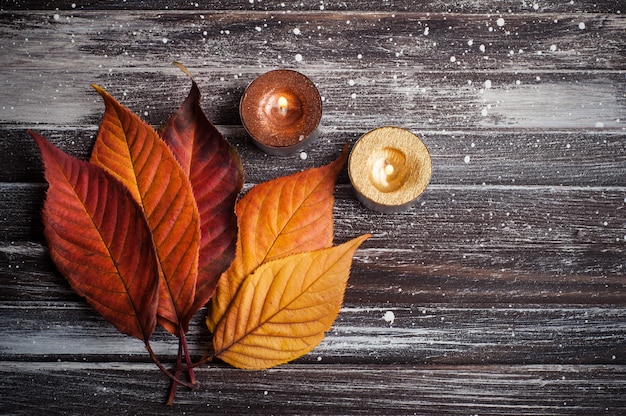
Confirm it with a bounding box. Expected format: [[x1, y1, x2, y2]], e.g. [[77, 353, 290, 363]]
[[207, 146, 348, 332], [210, 234, 369, 369]]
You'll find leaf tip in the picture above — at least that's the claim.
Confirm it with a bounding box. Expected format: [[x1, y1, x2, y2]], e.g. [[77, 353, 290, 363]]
[[360, 233, 373, 242], [91, 84, 115, 105], [27, 129, 55, 160], [172, 61, 194, 80], [326, 142, 350, 177], [26, 128, 41, 143], [341, 141, 350, 158], [91, 83, 105, 94]]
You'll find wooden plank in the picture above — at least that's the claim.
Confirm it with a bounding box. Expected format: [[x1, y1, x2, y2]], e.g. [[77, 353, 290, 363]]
[[9, 72, 626, 128], [2, 11, 624, 149], [2, 238, 626, 305], [1, 300, 624, 364], [2, 184, 624, 274], [0, 362, 624, 415], [3, 128, 625, 185], [1, 0, 623, 13], [1, 12, 624, 76], [0, 183, 45, 241], [1, 69, 624, 130]]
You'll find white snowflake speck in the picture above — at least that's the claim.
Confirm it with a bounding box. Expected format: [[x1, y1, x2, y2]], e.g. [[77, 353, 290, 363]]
[[383, 311, 395, 325], [464, 155, 471, 164], [294, 53, 303, 62], [496, 17, 505, 27]]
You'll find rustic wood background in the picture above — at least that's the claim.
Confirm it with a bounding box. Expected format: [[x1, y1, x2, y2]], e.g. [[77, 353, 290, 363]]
[[1, 1, 625, 414]]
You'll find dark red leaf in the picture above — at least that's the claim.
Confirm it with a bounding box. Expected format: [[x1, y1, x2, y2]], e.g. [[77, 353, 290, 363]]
[[160, 63, 244, 322], [30, 130, 159, 342]]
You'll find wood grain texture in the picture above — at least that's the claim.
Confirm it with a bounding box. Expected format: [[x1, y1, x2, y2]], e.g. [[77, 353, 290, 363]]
[[3, 184, 625, 283], [1, 0, 623, 13], [3, 129, 626, 185], [1, 362, 624, 415], [1, 300, 624, 364], [1, 12, 624, 130], [0, 0, 624, 414]]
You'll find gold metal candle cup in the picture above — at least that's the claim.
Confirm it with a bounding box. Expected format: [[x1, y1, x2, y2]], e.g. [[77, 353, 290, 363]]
[[348, 126, 432, 213], [240, 69, 322, 156]]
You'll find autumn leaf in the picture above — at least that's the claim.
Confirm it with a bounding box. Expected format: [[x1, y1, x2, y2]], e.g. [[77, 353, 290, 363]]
[[207, 145, 349, 331], [211, 234, 370, 369], [160, 63, 244, 323], [205, 146, 367, 369], [30, 130, 159, 343], [89, 85, 200, 335]]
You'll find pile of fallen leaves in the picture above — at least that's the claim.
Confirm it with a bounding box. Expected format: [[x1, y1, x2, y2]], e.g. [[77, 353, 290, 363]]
[[29, 64, 369, 404]]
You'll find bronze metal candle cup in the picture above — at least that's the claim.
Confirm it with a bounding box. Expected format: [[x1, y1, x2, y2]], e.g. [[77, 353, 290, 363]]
[[348, 126, 432, 213], [240, 69, 322, 156]]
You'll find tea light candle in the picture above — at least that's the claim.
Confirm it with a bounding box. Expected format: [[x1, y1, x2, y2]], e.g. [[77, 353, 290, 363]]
[[240, 69, 322, 156], [348, 126, 432, 213]]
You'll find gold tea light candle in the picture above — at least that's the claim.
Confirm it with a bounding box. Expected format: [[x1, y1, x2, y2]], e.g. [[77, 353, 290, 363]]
[[348, 126, 432, 213], [240, 69, 322, 156]]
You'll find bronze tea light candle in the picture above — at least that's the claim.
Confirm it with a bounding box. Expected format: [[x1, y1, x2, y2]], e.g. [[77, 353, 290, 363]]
[[348, 126, 432, 213], [240, 69, 322, 156]]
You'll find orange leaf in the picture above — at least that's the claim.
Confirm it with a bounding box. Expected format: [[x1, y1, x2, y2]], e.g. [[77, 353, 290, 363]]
[[210, 234, 369, 369], [207, 146, 348, 331], [160, 64, 244, 323], [89, 85, 200, 335], [30, 130, 159, 342]]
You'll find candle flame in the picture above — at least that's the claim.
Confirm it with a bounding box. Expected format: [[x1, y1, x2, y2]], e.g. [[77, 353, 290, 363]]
[[378, 161, 395, 186], [277, 96, 289, 114], [371, 158, 397, 190], [384, 162, 395, 176]]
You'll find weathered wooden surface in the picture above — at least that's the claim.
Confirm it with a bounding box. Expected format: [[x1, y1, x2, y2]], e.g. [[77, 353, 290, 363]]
[[3, 363, 626, 415], [1, 1, 625, 414]]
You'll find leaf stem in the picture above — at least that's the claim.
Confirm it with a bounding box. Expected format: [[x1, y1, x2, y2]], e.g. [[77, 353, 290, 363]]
[[179, 329, 197, 385], [165, 339, 184, 405], [184, 351, 215, 369], [145, 341, 198, 391]]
